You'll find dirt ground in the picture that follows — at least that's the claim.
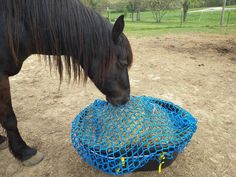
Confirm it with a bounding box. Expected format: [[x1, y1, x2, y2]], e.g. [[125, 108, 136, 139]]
[[0, 34, 236, 177]]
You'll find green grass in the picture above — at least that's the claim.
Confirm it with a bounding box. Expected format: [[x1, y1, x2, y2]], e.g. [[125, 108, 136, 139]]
[[103, 7, 236, 37], [228, 5, 236, 8]]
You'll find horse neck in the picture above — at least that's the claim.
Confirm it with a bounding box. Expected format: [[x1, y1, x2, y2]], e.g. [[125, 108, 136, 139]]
[[18, 0, 114, 82], [25, 1, 112, 58]]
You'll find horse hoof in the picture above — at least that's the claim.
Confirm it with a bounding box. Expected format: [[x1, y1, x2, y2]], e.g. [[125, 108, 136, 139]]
[[0, 136, 8, 151], [22, 151, 44, 167]]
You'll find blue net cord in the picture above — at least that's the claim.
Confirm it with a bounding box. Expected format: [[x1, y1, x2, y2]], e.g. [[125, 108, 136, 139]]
[[71, 96, 197, 175]]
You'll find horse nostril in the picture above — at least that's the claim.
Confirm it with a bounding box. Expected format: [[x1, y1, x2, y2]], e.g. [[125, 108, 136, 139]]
[[119, 95, 130, 105]]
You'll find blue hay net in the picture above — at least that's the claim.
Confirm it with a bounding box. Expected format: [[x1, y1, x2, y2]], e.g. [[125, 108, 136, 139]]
[[71, 96, 197, 175]]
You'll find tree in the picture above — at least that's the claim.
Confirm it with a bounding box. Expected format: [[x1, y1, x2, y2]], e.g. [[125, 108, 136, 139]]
[[82, 0, 110, 13], [203, 0, 222, 7], [128, 0, 142, 21], [182, 0, 190, 22], [181, 0, 204, 22], [145, 0, 174, 23], [228, 0, 236, 5]]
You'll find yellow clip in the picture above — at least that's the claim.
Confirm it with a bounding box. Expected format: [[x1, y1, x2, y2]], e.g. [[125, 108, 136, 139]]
[[117, 157, 125, 173], [159, 154, 166, 160], [158, 161, 165, 173], [121, 157, 125, 167], [158, 153, 166, 173]]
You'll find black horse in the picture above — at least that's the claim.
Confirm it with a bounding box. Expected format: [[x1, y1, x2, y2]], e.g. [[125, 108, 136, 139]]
[[0, 0, 133, 166]]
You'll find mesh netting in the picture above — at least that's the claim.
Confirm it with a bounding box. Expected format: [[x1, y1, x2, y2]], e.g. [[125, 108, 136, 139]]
[[71, 96, 197, 175]]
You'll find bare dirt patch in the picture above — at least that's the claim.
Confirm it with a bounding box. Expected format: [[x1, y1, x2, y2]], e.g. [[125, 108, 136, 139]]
[[0, 34, 236, 177]]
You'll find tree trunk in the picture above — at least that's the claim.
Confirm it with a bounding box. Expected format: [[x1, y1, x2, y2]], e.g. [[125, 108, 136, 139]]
[[157, 11, 161, 23], [136, 9, 140, 21], [183, 1, 190, 22]]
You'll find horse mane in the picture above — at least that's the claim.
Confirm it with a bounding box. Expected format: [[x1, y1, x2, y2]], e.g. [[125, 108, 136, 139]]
[[1, 0, 133, 83]]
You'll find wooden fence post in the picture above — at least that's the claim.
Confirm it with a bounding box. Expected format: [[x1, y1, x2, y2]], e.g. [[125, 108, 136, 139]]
[[220, 0, 227, 26]]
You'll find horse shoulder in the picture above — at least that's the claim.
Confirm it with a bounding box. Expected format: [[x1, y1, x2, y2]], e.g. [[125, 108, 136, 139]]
[[0, 16, 32, 76]]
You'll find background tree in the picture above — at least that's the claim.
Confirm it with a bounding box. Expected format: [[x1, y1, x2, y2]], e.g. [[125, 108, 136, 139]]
[[182, 0, 190, 22], [203, 0, 222, 7], [82, 0, 99, 10], [145, 0, 175, 23], [182, 0, 204, 22], [82, 0, 110, 13], [128, 0, 142, 21]]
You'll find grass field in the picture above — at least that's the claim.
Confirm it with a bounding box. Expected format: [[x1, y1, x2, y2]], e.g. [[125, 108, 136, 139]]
[[103, 6, 236, 36]]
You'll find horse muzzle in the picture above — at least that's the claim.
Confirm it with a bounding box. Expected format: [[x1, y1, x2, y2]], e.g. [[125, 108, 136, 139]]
[[106, 95, 130, 106]]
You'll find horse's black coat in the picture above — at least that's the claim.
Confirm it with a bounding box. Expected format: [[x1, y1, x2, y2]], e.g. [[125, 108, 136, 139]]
[[0, 0, 133, 162]]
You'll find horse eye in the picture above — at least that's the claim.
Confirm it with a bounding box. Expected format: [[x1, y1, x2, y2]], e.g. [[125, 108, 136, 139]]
[[119, 59, 128, 65], [117, 59, 128, 69]]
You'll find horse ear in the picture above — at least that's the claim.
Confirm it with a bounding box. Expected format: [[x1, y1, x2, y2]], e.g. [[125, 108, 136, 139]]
[[112, 15, 125, 44]]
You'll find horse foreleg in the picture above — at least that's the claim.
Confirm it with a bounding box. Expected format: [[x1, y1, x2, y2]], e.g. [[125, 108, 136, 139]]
[[0, 74, 44, 166]]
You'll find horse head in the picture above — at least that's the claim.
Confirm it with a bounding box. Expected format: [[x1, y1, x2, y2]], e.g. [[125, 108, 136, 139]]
[[88, 15, 133, 106]]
